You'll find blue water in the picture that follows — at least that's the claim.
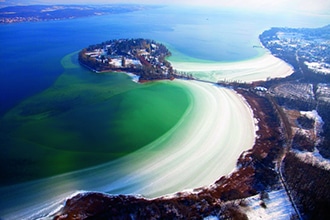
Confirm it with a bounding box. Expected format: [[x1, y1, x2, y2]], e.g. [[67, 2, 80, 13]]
[[1, 6, 328, 116], [0, 6, 329, 219]]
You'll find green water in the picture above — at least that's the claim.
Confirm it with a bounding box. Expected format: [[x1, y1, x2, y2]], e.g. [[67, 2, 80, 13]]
[[0, 52, 190, 185]]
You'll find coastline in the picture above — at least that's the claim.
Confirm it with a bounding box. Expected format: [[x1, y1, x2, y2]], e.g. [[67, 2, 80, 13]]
[[50, 83, 286, 219], [0, 80, 257, 219], [1, 5, 329, 218], [169, 50, 294, 83], [1, 46, 287, 219], [79, 60, 140, 83]]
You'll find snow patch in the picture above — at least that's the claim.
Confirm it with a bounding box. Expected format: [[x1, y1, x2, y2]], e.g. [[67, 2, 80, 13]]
[[204, 216, 219, 220], [294, 149, 330, 171], [305, 61, 330, 74], [300, 110, 324, 144], [244, 189, 295, 220], [109, 58, 122, 67], [316, 83, 330, 102], [300, 110, 324, 125]]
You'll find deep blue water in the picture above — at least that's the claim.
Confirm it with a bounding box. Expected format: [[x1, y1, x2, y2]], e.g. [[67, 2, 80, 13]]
[[0, 6, 329, 219], [1, 6, 329, 116]]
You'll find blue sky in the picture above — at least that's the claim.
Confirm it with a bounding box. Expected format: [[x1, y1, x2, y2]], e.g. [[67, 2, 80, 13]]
[[1, 0, 329, 14]]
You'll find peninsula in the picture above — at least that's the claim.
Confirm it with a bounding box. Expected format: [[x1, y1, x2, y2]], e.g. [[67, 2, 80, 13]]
[[53, 25, 330, 219], [78, 38, 183, 81]]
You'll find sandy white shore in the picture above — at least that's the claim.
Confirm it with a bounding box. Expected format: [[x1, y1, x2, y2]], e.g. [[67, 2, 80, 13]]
[[0, 80, 256, 219], [171, 52, 294, 83]]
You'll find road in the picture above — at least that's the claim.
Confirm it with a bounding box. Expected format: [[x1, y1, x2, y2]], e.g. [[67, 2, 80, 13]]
[[267, 94, 303, 220]]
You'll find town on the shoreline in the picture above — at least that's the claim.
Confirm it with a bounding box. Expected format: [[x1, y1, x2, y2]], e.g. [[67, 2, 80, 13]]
[[0, 5, 152, 24], [72, 27, 330, 219], [79, 38, 192, 81], [259, 25, 330, 75]]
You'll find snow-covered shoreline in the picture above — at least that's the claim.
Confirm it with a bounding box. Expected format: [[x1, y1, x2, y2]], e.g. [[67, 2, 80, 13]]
[[0, 80, 257, 220], [171, 51, 294, 83]]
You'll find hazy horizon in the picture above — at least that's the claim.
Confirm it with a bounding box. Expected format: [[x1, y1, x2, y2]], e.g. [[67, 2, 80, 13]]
[[1, 0, 330, 14]]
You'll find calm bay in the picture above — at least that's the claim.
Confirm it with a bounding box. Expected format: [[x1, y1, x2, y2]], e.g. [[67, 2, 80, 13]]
[[0, 5, 328, 219]]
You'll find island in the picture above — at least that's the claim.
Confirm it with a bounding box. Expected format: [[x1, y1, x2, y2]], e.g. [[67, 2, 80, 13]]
[[78, 38, 181, 81], [49, 26, 330, 219]]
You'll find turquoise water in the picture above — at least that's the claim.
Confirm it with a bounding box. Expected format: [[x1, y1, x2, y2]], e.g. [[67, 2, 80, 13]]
[[0, 6, 329, 219], [0, 52, 190, 185], [2, 6, 328, 115], [0, 6, 329, 185]]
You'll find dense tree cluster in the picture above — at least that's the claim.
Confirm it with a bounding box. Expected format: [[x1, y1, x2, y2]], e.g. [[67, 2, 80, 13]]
[[79, 38, 176, 81], [316, 101, 330, 158], [283, 152, 330, 219]]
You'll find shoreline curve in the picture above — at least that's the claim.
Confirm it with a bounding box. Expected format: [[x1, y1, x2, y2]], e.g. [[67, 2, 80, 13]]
[[0, 80, 256, 219], [170, 51, 294, 83]]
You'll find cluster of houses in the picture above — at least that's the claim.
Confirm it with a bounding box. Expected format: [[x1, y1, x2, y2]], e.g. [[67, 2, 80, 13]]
[[260, 27, 330, 75], [84, 48, 142, 68], [80, 39, 173, 78]]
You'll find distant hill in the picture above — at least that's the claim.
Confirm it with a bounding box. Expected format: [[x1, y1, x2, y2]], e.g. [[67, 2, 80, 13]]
[[0, 4, 158, 23]]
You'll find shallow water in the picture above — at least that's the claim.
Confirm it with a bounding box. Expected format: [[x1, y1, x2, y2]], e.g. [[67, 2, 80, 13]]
[[0, 53, 190, 185], [0, 80, 256, 219], [0, 5, 329, 219], [1, 6, 327, 115]]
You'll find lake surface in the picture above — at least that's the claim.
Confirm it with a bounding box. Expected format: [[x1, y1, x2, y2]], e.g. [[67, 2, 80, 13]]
[[1, 6, 328, 115], [0, 5, 329, 219]]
